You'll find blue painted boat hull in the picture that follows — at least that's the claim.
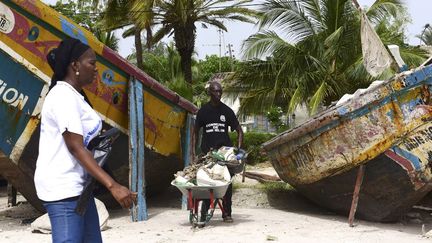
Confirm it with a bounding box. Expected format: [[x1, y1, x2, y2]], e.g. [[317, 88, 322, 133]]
[[0, 47, 45, 157]]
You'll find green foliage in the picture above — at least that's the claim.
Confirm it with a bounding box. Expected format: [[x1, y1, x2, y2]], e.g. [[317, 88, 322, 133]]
[[127, 42, 244, 105], [51, 0, 120, 51], [196, 55, 237, 83], [230, 132, 275, 165], [260, 181, 293, 193], [192, 82, 208, 108], [99, 0, 256, 82], [51, 1, 99, 31], [265, 107, 287, 133], [126, 43, 166, 77], [128, 42, 199, 102], [167, 77, 193, 101], [226, 0, 429, 116], [93, 30, 119, 51], [147, 0, 257, 83]]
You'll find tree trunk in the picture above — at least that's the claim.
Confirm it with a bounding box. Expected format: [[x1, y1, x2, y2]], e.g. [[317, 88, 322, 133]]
[[179, 48, 193, 84], [174, 22, 195, 85], [134, 28, 144, 70], [145, 26, 153, 51]]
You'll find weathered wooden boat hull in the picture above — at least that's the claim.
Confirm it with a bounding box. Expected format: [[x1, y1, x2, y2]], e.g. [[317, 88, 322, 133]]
[[263, 64, 432, 221], [296, 119, 432, 221], [296, 154, 432, 222], [0, 0, 196, 211]]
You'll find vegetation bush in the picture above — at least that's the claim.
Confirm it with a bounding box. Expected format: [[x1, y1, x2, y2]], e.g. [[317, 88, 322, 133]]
[[230, 132, 275, 165]]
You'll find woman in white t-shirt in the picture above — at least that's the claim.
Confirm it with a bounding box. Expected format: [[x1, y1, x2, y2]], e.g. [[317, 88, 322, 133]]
[[34, 38, 136, 243]]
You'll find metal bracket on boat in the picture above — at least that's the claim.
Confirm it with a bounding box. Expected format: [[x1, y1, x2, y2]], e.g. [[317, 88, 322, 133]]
[[388, 45, 408, 72]]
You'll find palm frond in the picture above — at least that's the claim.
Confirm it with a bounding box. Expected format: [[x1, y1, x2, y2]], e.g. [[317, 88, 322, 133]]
[[366, 0, 404, 23], [399, 47, 429, 68], [258, 0, 316, 42], [196, 17, 227, 31], [309, 81, 328, 114], [152, 25, 174, 44], [241, 30, 292, 59], [288, 86, 304, 114]]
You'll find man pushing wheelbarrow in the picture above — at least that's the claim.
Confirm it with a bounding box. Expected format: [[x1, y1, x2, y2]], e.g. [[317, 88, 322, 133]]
[[172, 81, 244, 227], [172, 147, 246, 227], [193, 81, 244, 224]]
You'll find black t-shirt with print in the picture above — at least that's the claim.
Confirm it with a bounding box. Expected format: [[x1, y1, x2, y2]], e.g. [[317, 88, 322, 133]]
[[196, 102, 240, 154]]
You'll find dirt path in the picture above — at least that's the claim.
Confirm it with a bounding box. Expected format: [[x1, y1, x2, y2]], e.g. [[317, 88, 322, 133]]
[[0, 165, 431, 242]]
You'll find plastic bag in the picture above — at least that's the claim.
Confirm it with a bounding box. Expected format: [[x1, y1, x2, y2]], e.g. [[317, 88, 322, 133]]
[[214, 146, 237, 161], [196, 163, 231, 186]]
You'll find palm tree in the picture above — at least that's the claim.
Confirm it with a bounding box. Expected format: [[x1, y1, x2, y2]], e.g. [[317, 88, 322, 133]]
[[227, 0, 428, 115], [93, 0, 256, 83], [149, 0, 256, 85], [126, 41, 199, 101], [418, 24, 432, 45], [96, 0, 147, 70], [81, 0, 159, 70]]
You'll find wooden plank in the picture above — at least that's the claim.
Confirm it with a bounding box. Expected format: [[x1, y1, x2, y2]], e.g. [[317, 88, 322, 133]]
[[129, 78, 138, 195], [348, 164, 365, 227], [181, 113, 194, 210], [129, 77, 148, 221], [135, 79, 147, 221], [243, 172, 281, 183], [7, 183, 16, 207], [129, 77, 138, 220]]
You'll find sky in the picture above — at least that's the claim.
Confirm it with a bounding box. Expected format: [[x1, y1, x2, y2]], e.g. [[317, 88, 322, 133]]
[[42, 0, 431, 60]]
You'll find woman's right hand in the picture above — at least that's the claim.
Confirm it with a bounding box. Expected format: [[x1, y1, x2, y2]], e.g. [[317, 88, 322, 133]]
[[109, 183, 137, 208]]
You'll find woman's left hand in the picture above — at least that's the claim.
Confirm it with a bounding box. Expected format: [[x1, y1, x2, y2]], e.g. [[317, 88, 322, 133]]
[[108, 182, 137, 208]]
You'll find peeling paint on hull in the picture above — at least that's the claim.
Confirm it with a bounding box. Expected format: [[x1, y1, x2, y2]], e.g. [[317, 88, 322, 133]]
[[263, 65, 432, 222]]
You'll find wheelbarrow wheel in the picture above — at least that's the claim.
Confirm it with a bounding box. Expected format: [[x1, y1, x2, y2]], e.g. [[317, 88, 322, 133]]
[[189, 210, 194, 224], [189, 200, 208, 228]]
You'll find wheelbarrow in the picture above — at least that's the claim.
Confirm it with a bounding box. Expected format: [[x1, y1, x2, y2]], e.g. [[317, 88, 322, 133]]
[[171, 180, 232, 227]]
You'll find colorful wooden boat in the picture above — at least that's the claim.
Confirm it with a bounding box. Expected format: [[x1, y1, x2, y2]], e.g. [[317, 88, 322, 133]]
[[262, 63, 432, 222], [0, 0, 196, 211]]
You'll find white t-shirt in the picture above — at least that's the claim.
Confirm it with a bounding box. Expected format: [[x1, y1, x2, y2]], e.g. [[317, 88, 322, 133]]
[[34, 81, 102, 202]]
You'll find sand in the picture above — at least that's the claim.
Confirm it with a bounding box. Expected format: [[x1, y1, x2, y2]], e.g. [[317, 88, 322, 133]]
[[0, 165, 431, 243]]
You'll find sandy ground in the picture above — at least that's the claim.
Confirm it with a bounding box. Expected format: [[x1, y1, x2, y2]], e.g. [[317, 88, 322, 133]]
[[0, 165, 432, 243]]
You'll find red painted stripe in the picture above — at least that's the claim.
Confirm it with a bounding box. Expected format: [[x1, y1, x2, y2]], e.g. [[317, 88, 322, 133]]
[[384, 150, 415, 172]]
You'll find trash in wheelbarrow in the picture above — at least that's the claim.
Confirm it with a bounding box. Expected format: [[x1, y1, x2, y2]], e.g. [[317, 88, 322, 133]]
[[196, 163, 230, 186], [173, 146, 245, 187], [174, 162, 231, 187], [211, 146, 246, 174], [213, 146, 245, 161]]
